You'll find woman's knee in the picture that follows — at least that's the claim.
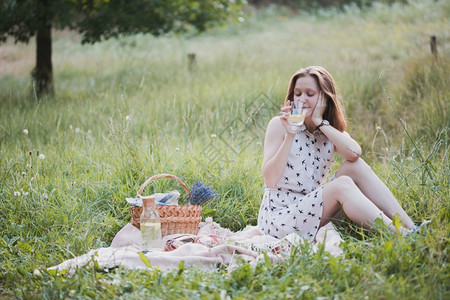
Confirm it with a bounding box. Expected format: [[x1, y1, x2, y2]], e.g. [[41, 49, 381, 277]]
[[323, 176, 356, 208], [328, 175, 356, 196], [337, 158, 371, 177]]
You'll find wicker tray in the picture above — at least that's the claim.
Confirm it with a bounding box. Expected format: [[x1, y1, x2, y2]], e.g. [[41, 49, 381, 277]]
[[129, 174, 202, 237]]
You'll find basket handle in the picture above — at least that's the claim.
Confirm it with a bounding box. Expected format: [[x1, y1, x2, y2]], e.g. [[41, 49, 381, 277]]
[[136, 173, 190, 197]]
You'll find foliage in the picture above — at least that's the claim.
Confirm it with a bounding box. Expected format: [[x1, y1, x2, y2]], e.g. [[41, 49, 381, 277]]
[[0, 0, 245, 44], [0, 0, 448, 298], [248, 0, 408, 10], [0, 0, 245, 97]]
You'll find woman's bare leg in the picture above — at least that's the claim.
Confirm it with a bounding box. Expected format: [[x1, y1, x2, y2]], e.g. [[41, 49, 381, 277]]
[[319, 176, 411, 235], [335, 158, 415, 229]]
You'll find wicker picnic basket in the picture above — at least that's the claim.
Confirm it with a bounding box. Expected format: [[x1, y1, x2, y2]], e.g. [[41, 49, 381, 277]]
[[129, 173, 202, 237]]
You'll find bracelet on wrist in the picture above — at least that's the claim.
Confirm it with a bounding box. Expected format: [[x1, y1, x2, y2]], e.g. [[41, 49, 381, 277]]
[[317, 120, 330, 129]]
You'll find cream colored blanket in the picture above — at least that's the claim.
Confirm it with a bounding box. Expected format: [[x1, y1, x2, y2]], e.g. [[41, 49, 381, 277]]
[[44, 219, 343, 276]]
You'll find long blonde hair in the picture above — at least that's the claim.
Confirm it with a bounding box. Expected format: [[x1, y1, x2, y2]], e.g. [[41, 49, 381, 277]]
[[284, 66, 347, 132]]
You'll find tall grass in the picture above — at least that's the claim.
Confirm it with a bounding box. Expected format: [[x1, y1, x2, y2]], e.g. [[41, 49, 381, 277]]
[[0, 0, 448, 298]]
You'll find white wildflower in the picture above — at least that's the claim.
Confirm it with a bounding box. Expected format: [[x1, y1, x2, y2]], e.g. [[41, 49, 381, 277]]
[[407, 157, 413, 161], [69, 125, 73, 130], [238, 16, 245, 23], [23, 191, 29, 196], [42, 193, 48, 199], [125, 115, 131, 121], [23, 129, 29, 135], [176, 147, 180, 152], [22, 172, 26, 176], [14, 191, 21, 196], [39, 154, 45, 160], [75, 128, 80, 133], [211, 134, 217, 138]]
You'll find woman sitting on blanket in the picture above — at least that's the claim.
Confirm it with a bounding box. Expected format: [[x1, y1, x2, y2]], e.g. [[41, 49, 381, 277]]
[[257, 66, 419, 241]]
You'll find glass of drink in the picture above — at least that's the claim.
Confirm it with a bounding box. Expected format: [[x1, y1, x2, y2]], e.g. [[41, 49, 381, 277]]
[[287, 101, 306, 131]]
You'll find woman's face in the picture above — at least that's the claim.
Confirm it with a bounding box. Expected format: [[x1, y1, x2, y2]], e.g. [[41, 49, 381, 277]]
[[293, 75, 320, 117]]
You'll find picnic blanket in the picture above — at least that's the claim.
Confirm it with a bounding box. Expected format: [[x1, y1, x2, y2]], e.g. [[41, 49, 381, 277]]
[[43, 218, 343, 276]]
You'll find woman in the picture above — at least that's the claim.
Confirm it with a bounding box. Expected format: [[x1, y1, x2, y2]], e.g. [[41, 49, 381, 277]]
[[258, 66, 416, 241]]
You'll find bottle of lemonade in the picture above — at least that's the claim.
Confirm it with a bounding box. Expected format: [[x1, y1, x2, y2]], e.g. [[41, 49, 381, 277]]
[[140, 196, 162, 250]]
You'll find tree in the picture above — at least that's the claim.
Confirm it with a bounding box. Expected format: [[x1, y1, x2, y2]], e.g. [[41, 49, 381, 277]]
[[0, 0, 245, 98]]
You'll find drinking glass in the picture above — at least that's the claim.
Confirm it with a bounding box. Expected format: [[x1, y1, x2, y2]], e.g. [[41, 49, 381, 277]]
[[287, 101, 306, 131]]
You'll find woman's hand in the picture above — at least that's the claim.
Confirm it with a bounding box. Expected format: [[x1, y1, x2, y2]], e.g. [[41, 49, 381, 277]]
[[279, 104, 297, 136], [311, 91, 327, 127]]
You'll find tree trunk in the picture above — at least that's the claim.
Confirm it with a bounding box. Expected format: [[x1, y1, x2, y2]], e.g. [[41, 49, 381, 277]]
[[32, 18, 53, 98]]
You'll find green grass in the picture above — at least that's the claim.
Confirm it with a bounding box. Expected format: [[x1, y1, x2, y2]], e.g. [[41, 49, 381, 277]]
[[0, 0, 449, 298]]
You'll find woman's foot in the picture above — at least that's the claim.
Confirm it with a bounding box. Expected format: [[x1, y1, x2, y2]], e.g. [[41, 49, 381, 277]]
[[406, 220, 431, 237]]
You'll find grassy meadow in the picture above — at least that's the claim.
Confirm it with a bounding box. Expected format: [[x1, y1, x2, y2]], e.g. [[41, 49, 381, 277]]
[[0, 0, 449, 298]]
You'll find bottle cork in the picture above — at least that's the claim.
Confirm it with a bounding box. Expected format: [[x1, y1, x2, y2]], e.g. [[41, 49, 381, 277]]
[[142, 195, 156, 208]]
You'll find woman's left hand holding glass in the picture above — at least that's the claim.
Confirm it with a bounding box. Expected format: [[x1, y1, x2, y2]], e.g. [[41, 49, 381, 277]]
[[279, 104, 298, 135]]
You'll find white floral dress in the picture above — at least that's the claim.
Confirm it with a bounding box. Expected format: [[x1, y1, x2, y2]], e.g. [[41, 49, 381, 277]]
[[257, 124, 334, 241]]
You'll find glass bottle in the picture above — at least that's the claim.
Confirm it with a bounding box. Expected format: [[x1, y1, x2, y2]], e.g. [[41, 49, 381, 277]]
[[140, 196, 162, 250]]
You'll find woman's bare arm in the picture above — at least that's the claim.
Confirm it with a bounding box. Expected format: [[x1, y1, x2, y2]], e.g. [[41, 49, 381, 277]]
[[317, 125, 361, 161], [262, 116, 295, 188]]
